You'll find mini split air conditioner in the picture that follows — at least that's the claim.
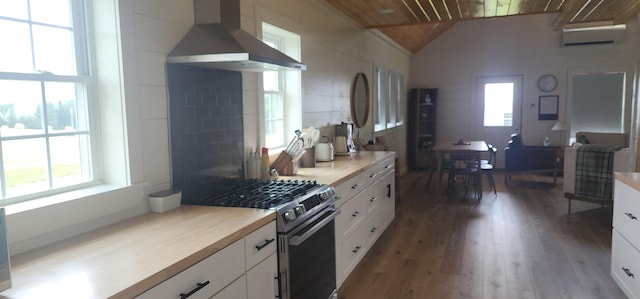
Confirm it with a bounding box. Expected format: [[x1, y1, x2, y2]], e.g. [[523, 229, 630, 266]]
[[561, 21, 626, 46]]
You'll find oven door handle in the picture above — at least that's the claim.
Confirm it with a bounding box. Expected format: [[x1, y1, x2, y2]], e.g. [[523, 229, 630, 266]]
[[289, 209, 340, 246]]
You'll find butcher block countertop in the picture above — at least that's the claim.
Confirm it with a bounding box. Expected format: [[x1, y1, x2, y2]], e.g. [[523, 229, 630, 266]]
[[0, 150, 392, 299], [283, 151, 396, 186], [615, 172, 640, 192], [0, 206, 275, 299]]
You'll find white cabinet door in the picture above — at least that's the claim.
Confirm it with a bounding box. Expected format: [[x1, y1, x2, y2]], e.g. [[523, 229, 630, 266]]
[[210, 276, 248, 299], [246, 253, 278, 299], [245, 221, 277, 270], [611, 230, 640, 299], [137, 240, 245, 299]]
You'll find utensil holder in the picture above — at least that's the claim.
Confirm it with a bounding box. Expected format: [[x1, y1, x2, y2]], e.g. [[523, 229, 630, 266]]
[[271, 151, 296, 176], [300, 147, 316, 168]]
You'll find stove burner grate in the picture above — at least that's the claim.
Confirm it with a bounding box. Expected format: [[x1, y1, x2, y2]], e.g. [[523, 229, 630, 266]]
[[197, 179, 319, 209]]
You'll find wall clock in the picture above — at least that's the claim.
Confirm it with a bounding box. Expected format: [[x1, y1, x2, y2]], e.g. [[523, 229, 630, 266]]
[[537, 74, 558, 92]]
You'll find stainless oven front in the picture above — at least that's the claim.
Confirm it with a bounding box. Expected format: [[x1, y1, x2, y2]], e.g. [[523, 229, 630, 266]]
[[278, 206, 339, 299]]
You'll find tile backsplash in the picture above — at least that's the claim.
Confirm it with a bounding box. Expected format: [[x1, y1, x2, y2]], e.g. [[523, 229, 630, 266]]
[[166, 64, 244, 202]]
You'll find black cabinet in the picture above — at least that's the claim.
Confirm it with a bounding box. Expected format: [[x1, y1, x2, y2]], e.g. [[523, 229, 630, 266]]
[[408, 88, 437, 170]]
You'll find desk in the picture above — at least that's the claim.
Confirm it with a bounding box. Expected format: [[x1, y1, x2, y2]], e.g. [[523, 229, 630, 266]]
[[433, 141, 489, 193]]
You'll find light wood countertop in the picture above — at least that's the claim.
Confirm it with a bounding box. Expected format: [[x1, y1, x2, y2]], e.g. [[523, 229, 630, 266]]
[[0, 206, 275, 299], [0, 150, 392, 298], [615, 172, 640, 192], [282, 151, 396, 186]]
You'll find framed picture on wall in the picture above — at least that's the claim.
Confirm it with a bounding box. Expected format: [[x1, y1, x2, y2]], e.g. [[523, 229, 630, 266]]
[[539, 95, 559, 120]]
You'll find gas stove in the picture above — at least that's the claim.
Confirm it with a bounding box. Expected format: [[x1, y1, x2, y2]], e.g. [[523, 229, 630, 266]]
[[182, 179, 336, 232]]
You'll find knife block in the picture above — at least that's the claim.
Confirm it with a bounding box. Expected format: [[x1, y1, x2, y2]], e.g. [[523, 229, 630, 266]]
[[270, 151, 297, 176]]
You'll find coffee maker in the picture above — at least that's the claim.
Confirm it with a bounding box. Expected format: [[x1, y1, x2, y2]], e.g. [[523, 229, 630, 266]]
[[334, 122, 356, 155]]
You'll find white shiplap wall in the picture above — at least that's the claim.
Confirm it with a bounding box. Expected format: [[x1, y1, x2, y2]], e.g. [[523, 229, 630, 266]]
[[5, 0, 411, 254]]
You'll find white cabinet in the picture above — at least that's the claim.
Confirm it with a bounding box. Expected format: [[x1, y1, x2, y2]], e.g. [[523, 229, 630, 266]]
[[335, 155, 395, 287], [246, 252, 278, 299], [611, 179, 640, 299], [137, 220, 277, 299]]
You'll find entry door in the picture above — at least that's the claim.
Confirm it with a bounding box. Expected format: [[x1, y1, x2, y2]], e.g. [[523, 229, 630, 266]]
[[474, 75, 523, 168]]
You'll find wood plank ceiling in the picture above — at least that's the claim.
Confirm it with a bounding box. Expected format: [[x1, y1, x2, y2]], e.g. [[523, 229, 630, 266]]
[[326, 0, 640, 52]]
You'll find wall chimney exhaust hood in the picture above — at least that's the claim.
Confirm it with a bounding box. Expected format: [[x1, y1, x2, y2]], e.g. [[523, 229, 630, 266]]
[[167, 0, 306, 72]]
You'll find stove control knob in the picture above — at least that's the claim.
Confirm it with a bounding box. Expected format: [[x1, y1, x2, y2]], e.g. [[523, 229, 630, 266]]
[[284, 209, 296, 221], [319, 187, 336, 201], [294, 204, 306, 216]]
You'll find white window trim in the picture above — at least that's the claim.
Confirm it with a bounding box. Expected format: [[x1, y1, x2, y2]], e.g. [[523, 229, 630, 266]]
[[261, 23, 302, 153], [375, 67, 405, 132], [3, 0, 143, 256]]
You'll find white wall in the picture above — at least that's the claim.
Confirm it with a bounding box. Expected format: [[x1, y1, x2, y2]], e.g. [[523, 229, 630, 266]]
[[411, 14, 639, 151], [5, 0, 411, 254], [241, 0, 411, 172]]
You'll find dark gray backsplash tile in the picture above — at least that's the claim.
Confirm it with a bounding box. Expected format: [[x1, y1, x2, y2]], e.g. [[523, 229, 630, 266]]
[[167, 64, 244, 202]]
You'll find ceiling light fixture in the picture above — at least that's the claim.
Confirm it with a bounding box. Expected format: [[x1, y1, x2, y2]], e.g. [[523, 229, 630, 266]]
[[441, 0, 452, 19], [402, 0, 420, 21], [414, 0, 431, 21], [428, 0, 442, 21]]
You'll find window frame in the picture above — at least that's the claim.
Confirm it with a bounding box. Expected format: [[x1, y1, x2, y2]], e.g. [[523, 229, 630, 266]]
[[261, 22, 302, 152], [375, 67, 405, 132], [0, 0, 99, 204]]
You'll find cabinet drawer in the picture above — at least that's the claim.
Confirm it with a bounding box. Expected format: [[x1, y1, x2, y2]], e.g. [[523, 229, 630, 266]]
[[614, 181, 640, 249], [334, 174, 368, 208], [339, 224, 367, 279], [611, 230, 640, 299], [136, 239, 245, 299], [338, 189, 368, 240], [245, 221, 277, 270], [371, 157, 395, 179], [365, 209, 383, 248], [211, 275, 247, 299]]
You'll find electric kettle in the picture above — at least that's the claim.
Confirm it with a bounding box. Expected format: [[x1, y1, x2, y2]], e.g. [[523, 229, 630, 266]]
[[315, 136, 334, 162]]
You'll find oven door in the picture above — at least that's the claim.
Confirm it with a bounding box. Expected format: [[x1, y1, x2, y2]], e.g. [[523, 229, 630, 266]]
[[279, 207, 339, 299]]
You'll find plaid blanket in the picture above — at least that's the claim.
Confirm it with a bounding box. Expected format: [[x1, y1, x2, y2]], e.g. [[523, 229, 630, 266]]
[[575, 144, 619, 201]]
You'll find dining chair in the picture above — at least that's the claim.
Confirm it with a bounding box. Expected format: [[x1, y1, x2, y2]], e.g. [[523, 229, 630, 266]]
[[480, 144, 494, 165], [462, 159, 481, 199], [481, 146, 498, 194]]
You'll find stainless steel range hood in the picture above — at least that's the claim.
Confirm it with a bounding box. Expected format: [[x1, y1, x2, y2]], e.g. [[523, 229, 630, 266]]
[[167, 0, 306, 72]]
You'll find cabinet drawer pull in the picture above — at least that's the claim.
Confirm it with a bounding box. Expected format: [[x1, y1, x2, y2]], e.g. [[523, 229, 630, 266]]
[[385, 165, 391, 169], [353, 246, 361, 253], [625, 212, 638, 220], [179, 281, 210, 299], [256, 238, 276, 251], [369, 173, 377, 179], [370, 227, 377, 233], [352, 211, 360, 217], [622, 267, 635, 278], [351, 184, 359, 190], [370, 197, 377, 202]]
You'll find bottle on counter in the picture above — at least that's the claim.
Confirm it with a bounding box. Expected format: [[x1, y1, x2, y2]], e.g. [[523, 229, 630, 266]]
[[261, 147, 270, 180], [253, 150, 262, 179], [246, 149, 256, 179]]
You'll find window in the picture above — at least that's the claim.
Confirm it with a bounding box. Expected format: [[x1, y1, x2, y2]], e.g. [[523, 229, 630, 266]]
[[0, 0, 95, 202], [570, 72, 625, 139], [483, 82, 514, 126], [375, 67, 405, 132], [262, 23, 301, 150]]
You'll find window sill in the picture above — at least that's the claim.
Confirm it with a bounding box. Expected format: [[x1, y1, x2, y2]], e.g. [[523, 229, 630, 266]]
[[4, 184, 147, 255], [4, 184, 129, 216]]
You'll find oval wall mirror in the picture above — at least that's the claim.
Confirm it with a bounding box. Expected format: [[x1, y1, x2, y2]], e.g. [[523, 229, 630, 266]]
[[350, 72, 370, 128]]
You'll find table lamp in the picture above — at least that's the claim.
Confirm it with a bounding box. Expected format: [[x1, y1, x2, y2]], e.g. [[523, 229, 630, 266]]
[[551, 120, 568, 145]]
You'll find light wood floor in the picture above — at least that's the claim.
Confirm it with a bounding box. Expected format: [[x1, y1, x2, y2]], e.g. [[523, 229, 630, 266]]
[[337, 171, 626, 299]]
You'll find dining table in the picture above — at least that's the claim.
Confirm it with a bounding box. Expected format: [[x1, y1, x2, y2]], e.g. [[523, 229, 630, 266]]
[[432, 140, 489, 194]]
